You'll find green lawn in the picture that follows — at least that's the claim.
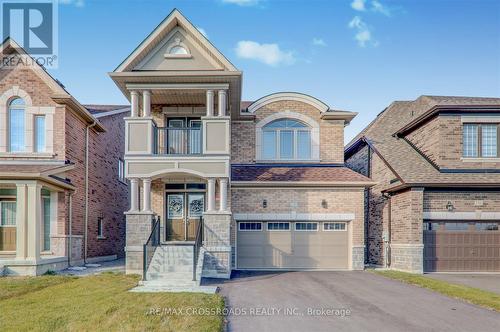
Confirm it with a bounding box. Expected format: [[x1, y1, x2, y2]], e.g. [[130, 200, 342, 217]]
[[372, 270, 500, 312], [0, 273, 224, 332]]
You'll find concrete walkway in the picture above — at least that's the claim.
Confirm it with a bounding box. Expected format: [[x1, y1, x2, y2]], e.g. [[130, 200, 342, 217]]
[[57, 258, 125, 276], [424, 273, 500, 294], [210, 271, 500, 332]]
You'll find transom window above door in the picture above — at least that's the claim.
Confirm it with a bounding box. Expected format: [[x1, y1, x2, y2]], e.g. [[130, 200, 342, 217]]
[[262, 119, 312, 160]]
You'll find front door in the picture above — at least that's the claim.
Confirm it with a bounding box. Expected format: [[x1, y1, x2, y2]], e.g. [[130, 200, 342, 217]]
[[166, 192, 205, 241]]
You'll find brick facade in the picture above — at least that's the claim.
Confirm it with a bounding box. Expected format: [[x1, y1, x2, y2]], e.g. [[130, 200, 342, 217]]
[[232, 100, 345, 164], [0, 62, 128, 264]]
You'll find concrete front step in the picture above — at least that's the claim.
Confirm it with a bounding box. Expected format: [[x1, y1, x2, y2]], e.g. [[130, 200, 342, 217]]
[[146, 272, 194, 280], [130, 284, 218, 294], [148, 265, 194, 273]]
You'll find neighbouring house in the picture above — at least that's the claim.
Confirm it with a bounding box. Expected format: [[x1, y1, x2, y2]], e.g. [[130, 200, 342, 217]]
[[345, 95, 500, 273], [0, 38, 129, 276], [111, 9, 374, 286]]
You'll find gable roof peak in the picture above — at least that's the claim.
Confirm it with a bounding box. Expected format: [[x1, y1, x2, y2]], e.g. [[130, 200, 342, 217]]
[[114, 8, 238, 73]]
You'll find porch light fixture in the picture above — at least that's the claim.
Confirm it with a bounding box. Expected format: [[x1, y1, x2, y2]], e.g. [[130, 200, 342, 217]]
[[446, 201, 454, 212], [321, 199, 328, 209], [262, 199, 267, 209]]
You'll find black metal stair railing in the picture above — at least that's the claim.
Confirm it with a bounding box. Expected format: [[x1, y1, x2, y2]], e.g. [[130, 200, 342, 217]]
[[193, 216, 204, 281], [142, 215, 161, 281]]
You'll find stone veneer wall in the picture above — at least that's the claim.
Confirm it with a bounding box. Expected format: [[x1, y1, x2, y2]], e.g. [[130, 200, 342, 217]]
[[125, 213, 153, 275], [202, 212, 231, 278], [390, 188, 424, 273]]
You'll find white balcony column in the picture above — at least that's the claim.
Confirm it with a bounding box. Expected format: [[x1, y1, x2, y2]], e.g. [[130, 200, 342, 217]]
[[142, 178, 152, 213], [207, 178, 216, 212], [130, 90, 140, 117], [219, 178, 228, 212], [218, 90, 227, 117], [142, 90, 151, 117], [206, 90, 214, 117], [129, 178, 139, 212]]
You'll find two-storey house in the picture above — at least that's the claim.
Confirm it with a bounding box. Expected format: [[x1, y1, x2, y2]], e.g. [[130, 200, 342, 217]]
[[345, 95, 500, 273], [0, 38, 129, 275], [113, 9, 373, 287]]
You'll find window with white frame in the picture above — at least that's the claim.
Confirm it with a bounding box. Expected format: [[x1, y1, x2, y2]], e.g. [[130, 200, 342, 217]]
[[118, 159, 126, 183], [0, 200, 16, 226], [295, 222, 318, 231], [463, 123, 498, 158], [323, 222, 346, 231], [262, 119, 311, 160], [34, 115, 46, 152], [8, 98, 25, 152], [97, 216, 104, 237]]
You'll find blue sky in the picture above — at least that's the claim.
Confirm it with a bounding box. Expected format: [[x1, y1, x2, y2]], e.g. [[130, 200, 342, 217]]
[[52, 0, 500, 141]]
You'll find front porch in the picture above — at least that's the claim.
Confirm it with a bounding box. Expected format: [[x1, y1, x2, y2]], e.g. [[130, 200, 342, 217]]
[[125, 174, 232, 281], [0, 180, 74, 276]]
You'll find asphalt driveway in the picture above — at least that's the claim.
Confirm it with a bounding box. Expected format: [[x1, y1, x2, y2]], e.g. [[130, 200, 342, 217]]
[[209, 271, 500, 332]]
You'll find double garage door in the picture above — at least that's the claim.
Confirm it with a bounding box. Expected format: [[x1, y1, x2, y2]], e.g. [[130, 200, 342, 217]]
[[237, 221, 349, 270], [424, 221, 500, 272]]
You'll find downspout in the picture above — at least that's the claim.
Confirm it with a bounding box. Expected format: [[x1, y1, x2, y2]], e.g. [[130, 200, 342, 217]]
[[382, 192, 392, 268], [84, 121, 97, 264], [68, 192, 73, 266]]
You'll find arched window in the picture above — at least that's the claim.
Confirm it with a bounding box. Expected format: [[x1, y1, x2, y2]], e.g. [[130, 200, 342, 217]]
[[169, 45, 189, 55], [262, 119, 311, 160], [8, 97, 25, 152]]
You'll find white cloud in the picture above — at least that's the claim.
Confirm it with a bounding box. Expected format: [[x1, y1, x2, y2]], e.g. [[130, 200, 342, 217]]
[[60, 0, 85, 7], [235, 41, 295, 66], [221, 0, 261, 6], [197, 27, 209, 39], [371, 0, 391, 16], [348, 16, 376, 47], [312, 38, 327, 47], [351, 0, 366, 11]]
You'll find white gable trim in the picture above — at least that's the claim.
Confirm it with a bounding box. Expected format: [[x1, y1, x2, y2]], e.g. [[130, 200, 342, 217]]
[[246, 92, 330, 114], [114, 9, 237, 72]]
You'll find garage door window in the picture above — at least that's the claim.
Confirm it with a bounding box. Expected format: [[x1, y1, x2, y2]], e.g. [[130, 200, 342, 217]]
[[239, 222, 262, 231], [295, 222, 318, 231], [475, 222, 499, 231], [267, 222, 290, 231], [444, 222, 470, 231], [324, 222, 346, 231], [423, 222, 442, 231]]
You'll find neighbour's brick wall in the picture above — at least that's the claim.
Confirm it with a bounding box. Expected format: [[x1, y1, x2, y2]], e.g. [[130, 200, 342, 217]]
[[231, 100, 345, 164], [390, 188, 424, 245], [406, 116, 441, 166], [0, 64, 66, 161], [346, 145, 397, 266], [231, 188, 365, 247], [424, 191, 500, 213], [86, 112, 129, 258], [405, 115, 500, 170]]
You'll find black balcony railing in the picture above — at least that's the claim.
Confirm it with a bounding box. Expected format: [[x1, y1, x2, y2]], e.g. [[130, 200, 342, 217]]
[[154, 127, 202, 155]]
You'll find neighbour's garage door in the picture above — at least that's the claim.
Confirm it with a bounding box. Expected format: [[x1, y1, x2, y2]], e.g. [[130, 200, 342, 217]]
[[424, 221, 500, 272], [237, 221, 349, 269]]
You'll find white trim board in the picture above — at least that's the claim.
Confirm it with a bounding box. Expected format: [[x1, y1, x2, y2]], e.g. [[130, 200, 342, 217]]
[[423, 211, 500, 220], [233, 213, 355, 221]]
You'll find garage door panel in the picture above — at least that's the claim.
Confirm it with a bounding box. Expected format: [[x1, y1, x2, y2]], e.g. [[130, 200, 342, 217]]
[[237, 221, 349, 270], [424, 224, 500, 272]]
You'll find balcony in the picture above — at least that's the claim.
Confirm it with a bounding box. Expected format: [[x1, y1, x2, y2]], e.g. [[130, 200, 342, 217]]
[[154, 126, 202, 155]]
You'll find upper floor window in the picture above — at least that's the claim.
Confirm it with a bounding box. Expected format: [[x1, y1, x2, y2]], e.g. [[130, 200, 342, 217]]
[[463, 123, 498, 158], [262, 119, 311, 160], [34, 115, 46, 152], [8, 98, 25, 152]]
